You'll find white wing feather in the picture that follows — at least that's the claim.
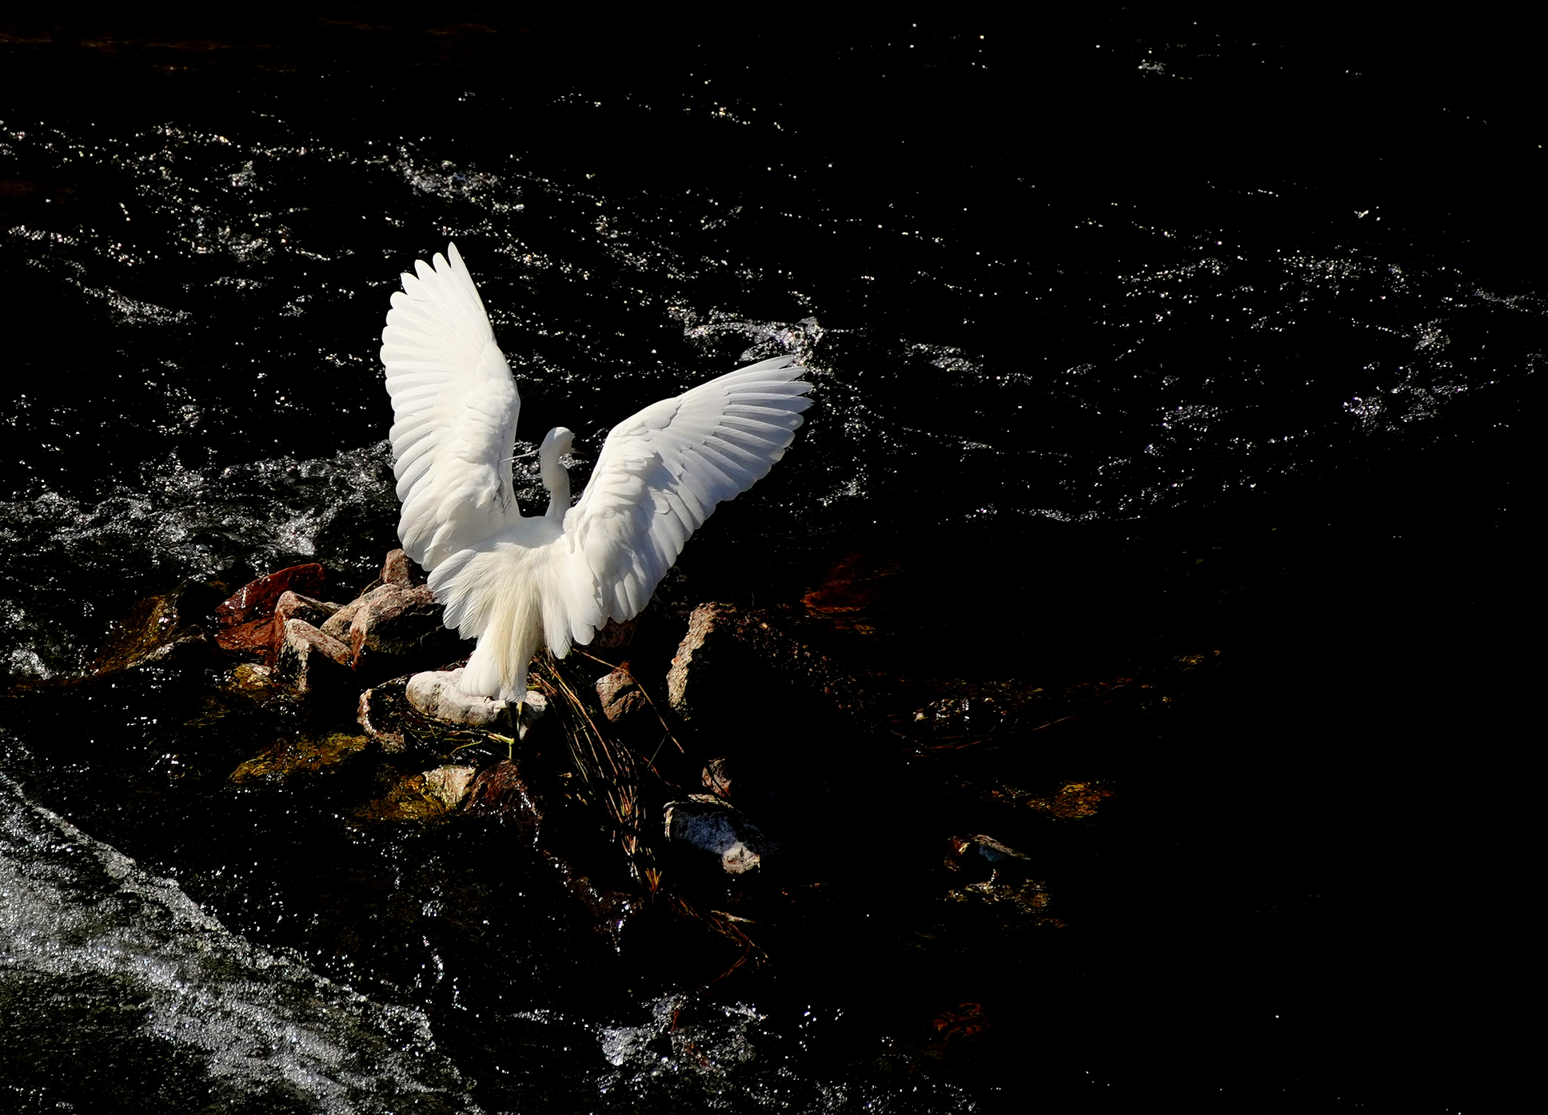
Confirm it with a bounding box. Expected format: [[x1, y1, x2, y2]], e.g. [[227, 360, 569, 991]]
[[555, 355, 813, 645], [380, 244, 521, 570]]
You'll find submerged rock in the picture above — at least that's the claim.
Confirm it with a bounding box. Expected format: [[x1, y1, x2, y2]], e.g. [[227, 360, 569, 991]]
[[87, 583, 217, 678], [230, 732, 372, 785], [356, 763, 479, 822]]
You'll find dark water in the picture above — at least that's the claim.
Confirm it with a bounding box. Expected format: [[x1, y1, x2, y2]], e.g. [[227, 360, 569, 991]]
[[1, 12, 1536, 1112]]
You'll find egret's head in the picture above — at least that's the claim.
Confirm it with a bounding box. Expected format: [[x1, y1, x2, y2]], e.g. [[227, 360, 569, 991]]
[[540, 426, 576, 465]]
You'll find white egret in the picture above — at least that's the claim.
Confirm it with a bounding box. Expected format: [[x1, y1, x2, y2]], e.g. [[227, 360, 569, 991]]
[[380, 244, 812, 705]]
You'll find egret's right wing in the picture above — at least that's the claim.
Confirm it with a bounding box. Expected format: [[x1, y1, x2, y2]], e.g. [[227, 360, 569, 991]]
[[553, 355, 812, 648], [380, 244, 520, 570]]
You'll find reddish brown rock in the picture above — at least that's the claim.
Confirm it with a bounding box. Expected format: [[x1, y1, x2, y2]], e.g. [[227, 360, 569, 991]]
[[465, 759, 547, 830], [596, 666, 647, 723], [274, 590, 339, 631], [380, 548, 428, 587], [216, 564, 327, 629], [215, 564, 330, 657]]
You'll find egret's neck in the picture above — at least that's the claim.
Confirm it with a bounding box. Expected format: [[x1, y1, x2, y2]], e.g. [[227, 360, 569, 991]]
[[539, 426, 575, 522], [543, 465, 569, 521]]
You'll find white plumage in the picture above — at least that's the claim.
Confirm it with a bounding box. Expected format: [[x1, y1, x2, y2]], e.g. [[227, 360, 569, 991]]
[[380, 244, 812, 702]]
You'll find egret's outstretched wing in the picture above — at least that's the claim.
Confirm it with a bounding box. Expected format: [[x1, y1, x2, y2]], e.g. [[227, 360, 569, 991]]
[[380, 243, 520, 570], [554, 355, 813, 644]]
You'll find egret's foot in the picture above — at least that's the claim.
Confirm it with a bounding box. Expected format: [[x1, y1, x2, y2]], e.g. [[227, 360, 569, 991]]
[[484, 730, 516, 761], [512, 690, 548, 739]]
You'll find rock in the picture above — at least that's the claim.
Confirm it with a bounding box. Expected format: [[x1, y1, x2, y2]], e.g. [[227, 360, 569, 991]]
[[913, 696, 1005, 736], [596, 667, 647, 723], [356, 764, 478, 822], [319, 598, 363, 641], [666, 603, 877, 734], [380, 548, 427, 587], [229, 732, 372, 785], [665, 604, 737, 718], [562, 875, 645, 948], [346, 581, 462, 684], [944, 834, 1033, 885], [589, 615, 638, 651], [464, 759, 546, 832], [405, 669, 512, 730], [215, 563, 328, 655], [88, 583, 217, 677], [272, 619, 353, 695], [664, 796, 773, 875], [274, 590, 340, 631], [356, 682, 410, 753], [228, 662, 277, 698], [421, 764, 478, 810]]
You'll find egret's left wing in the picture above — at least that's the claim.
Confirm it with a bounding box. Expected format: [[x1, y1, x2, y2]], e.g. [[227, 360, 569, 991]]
[[552, 355, 812, 647], [381, 244, 521, 570]]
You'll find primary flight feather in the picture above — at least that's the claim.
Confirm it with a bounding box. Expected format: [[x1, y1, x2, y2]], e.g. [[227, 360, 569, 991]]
[[380, 244, 812, 703]]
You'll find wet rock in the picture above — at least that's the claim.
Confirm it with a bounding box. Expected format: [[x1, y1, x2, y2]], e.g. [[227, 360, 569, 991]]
[[272, 618, 353, 695], [215, 563, 328, 655], [359, 670, 542, 755], [944, 834, 1034, 885], [228, 662, 278, 699], [88, 583, 217, 677], [692, 753, 840, 861], [1025, 781, 1113, 820], [942, 836, 1054, 920], [914, 696, 1006, 737], [664, 796, 773, 876], [463, 758, 643, 943], [346, 581, 463, 684], [944, 875, 1054, 919], [230, 732, 372, 785], [422, 764, 478, 809], [356, 681, 410, 753], [464, 758, 546, 829], [801, 551, 904, 635], [563, 875, 645, 947], [356, 764, 479, 822], [666, 603, 878, 735]]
